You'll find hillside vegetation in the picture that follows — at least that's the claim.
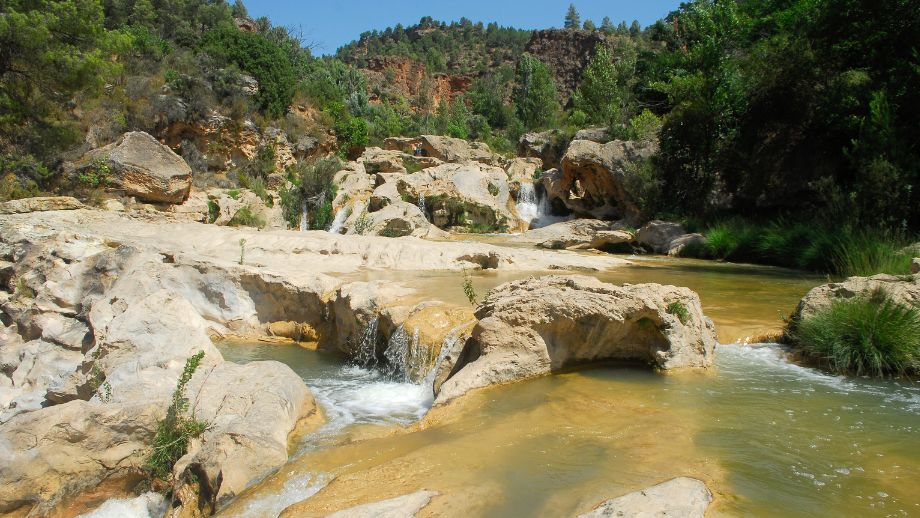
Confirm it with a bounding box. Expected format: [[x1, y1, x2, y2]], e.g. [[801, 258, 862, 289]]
[[1, 0, 918, 235]]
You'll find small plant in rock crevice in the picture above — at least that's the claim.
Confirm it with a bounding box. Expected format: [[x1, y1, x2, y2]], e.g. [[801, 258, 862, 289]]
[[145, 351, 208, 485], [666, 301, 691, 325], [353, 210, 373, 235]]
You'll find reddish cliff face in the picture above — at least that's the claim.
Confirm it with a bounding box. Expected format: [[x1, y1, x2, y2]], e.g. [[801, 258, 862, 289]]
[[361, 56, 472, 110], [525, 29, 617, 106]]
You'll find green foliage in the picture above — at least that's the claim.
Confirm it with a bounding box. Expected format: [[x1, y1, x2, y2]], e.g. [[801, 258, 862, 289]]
[[462, 271, 478, 306], [627, 109, 661, 142], [206, 198, 219, 224], [513, 54, 559, 129], [201, 26, 296, 118], [146, 351, 208, 482], [574, 44, 637, 128], [77, 158, 111, 188], [680, 218, 914, 276], [277, 158, 342, 230], [666, 301, 691, 325], [227, 206, 264, 228], [353, 210, 373, 235], [0, 154, 51, 201], [238, 171, 272, 207], [564, 4, 581, 30], [789, 291, 920, 377], [487, 183, 500, 196]]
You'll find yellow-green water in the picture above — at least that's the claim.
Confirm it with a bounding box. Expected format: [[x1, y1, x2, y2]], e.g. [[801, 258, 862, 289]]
[[215, 257, 919, 517]]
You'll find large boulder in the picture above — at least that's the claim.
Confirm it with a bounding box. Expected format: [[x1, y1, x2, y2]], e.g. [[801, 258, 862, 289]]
[[519, 219, 634, 252], [361, 201, 444, 238], [554, 139, 658, 220], [636, 220, 686, 254], [384, 135, 504, 166], [573, 126, 610, 142], [435, 275, 717, 403], [397, 162, 516, 232], [794, 273, 920, 321], [79, 132, 192, 203], [577, 478, 713, 518]]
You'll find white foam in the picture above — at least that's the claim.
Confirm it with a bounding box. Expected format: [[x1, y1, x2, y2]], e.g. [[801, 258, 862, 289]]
[[233, 473, 328, 518], [76, 492, 168, 518]]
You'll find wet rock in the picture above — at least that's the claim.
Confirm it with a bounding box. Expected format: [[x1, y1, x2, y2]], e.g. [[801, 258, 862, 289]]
[[555, 139, 658, 220], [436, 275, 717, 404], [577, 477, 713, 518], [637, 220, 686, 254], [323, 489, 439, 518], [78, 132, 192, 203], [794, 274, 920, 320], [0, 196, 83, 214]]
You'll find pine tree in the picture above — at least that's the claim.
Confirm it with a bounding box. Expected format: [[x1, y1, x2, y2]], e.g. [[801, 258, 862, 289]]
[[629, 20, 641, 37], [131, 0, 156, 27], [600, 16, 615, 34], [231, 0, 248, 19], [573, 43, 636, 128], [564, 4, 581, 29], [583, 19, 596, 31], [513, 54, 558, 129]]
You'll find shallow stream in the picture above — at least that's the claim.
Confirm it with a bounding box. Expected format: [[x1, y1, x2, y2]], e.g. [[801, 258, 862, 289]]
[[213, 257, 920, 517]]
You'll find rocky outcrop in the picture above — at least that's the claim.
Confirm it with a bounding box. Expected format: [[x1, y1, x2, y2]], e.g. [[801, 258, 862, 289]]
[[636, 220, 685, 253], [573, 126, 610, 142], [322, 489, 439, 518], [519, 219, 633, 252], [525, 29, 614, 106], [552, 139, 658, 220], [361, 56, 472, 109], [359, 147, 442, 174], [667, 233, 707, 256], [0, 196, 84, 214], [78, 132, 192, 203], [384, 135, 504, 167], [794, 273, 920, 321], [577, 478, 713, 518], [435, 275, 717, 403], [360, 201, 445, 238], [518, 130, 567, 170], [396, 162, 517, 232]]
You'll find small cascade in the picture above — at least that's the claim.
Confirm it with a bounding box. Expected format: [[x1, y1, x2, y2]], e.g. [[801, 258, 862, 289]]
[[327, 206, 349, 234], [382, 325, 411, 381], [353, 317, 379, 368], [422, 332, 460, 388], [417, 194, 427, 219], [299, 199, 309, 231], [516, 182, 540, 225]]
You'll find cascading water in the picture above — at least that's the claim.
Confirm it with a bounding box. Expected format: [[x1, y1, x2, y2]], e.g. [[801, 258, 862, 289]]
[[327, 206, 349, 234], [417, 194, 426, 217], [353, 317, 379, 368], [516, 182, 540, 224], [382, 325, 411, 381], [299, 199, 309, 231]]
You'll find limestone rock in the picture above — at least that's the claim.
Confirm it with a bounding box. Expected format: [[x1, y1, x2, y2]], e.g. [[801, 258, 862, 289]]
[[384, 135, 503, 166], [436, 275, 717, 403], [574, 126, 610, 143], [521, 219, 633, 251], [360, 147, 441, 174], [637, 220, 687, 254], [518, 130, 566, 170], [363, 201, 442, 238], [912, 258, 920, 275], [80, 132, 192, 203], [396, 162, 515, 232], [0, 196, 83, 214], [172, 360, 318, 511], [324, 489, 439, 518], [794, 274, 920, 321], [667, 233, 707, 256], [577, 478, 713, 518], [0, 400, 163, 515], [555, 139, 658, 220]]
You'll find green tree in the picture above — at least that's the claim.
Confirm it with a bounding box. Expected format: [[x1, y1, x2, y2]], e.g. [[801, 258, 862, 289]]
[[231, 0, 248, 19], [601, 16, 615, 34], [573, 44, 637, 128], [583, 19, 596, 31], [513, 54, 559, 129], [202, 26, 296, 118], [629, 20, 641, 37], [0, 0, 128, 157], [564, 4, 581, 29], [130, 0, 156, 28]]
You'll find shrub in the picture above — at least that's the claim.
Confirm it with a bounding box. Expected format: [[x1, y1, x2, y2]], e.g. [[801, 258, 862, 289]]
[[206, 199, 219, 223], [462, 271, 478, 306], [627, 109, 662, 142], [789, 291, 920, 377], [227, 206, 265, 228], [146, 352, 208, 482], [353, 210, 373, 235]]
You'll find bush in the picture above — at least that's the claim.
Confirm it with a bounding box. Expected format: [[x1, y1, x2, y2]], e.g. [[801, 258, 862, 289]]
[[227, 206, 265, 228], [666, 301, 690, 324], [146, 352, 208, 482], [789, 290, 920, 377]]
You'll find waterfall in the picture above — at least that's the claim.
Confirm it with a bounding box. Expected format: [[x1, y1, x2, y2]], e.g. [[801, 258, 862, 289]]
[[327, 206, 349, 234], [421, 332, 460, 388], [383, 325, 411, 381], [353, 317, 379, 368], [516, 182, 540, 225], [299, 199, 309, 231]]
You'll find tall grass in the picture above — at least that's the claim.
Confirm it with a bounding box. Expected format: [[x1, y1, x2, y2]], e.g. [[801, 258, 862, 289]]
[[679, 218, 915, 276], [789, 291, 920, 377]]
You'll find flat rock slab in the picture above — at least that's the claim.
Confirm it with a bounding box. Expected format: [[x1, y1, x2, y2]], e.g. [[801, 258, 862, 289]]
[[0, 196, 83, 214], [323, 490, 439, 518], [578, 477, 712, 518]]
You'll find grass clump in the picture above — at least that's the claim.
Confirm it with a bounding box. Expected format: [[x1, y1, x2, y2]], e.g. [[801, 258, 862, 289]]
[[789, 290, 920, 377], [146, 352, 208, 483], [666, 301, 691, 325]]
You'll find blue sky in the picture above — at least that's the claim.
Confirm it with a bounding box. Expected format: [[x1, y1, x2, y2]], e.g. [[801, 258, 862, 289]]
[[243, 1, 683, 55]]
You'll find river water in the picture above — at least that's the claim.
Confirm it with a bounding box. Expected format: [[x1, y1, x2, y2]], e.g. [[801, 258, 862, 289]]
[[213, 257, 920, 517]]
